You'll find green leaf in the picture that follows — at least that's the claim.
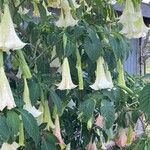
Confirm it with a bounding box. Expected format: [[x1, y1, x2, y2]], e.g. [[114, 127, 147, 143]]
[[0, 115, 11, 142], [41, 134, 57, 150], [50, 90, 62, 114], [29, 80, 41, 105], [84, 28, 102, 62], [6, 111, 20, 139], [101, 100, 115, 129], [37, 3, 47, 22], [17, 109, 40, 145], [139, 83, 150, 119], [65, 39, 76, 57], [79, 98, 96, 122]]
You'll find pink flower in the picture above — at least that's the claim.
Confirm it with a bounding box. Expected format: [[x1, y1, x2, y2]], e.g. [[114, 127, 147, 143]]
[[53, 114, 65, 149], [87, 140, 97, 150], [116, 128, 127, 148], [95, 114, 104, 128]]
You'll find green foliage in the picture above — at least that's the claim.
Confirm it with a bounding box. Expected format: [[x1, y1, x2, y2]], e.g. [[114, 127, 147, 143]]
[[41, 134, 57, 150], [17, 109, 40, 145], [139, 83, 150, 120], [0, 115, 11, 142], [6, 111, 20, 140], [101, 100, 115, 129], [79, 98, 96, 122], [50, 90, 62, 114], [0, 0, 146, 149], [84, 28, 102, 62]]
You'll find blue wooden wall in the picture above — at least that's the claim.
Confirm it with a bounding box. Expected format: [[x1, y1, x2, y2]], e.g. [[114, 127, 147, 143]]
[[124, 39, 140, 75]]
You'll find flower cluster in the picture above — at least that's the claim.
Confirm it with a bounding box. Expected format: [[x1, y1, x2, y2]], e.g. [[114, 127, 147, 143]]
[[119, 0, 149, 39], [55, 0, 79, 27]]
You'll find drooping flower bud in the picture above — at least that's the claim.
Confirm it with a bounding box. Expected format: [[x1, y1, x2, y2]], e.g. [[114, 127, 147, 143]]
[[95, 114, 104, 129], [0, 4, 26, 51], [90, 57, 113, 90], [116, 128, 127, 148], [86, 139, 97, 150], [32, 1, 40, 17], [23, 77, 42, 117], [126, 126, 136, 145], [53, 114, 66, 149], [57, 57, 77, 90], [16, 50, 32, 79], [43, 101, 55, 130], [1, 142, 19, 150]]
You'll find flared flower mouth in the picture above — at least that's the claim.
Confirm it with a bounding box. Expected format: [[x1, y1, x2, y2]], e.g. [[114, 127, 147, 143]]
[[57, 57, 77, 90], [119, 0, 149, 39], [0, 4, 26, 51], [0, 67, 16, 111], [55, 0, 78, 27], [90, 57, 113, 90], [23, 78, 42, 117], [1, 142, 19, 150]]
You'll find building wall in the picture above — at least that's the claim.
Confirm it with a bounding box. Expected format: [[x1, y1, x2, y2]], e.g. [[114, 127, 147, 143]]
[[124, 39, 140, 75]]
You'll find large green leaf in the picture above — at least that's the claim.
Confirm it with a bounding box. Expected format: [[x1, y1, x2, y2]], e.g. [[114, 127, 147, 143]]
[[101, 100, 115, 129], [65, 39, 76, 57], [139, 83, 150, 118], [84, 28, 102, 62], [79, 98, 96, 122], [0, 115, 11, 142], [6, 111, 20, 139], [29, 80, 41, 105], [50, 90, 62, 114], [17, 109, 40, 145], [41, 134, 57, 150]]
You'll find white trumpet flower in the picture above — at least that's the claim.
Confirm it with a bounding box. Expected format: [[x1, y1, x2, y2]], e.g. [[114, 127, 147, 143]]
[[133, 5, 149, 38], [0, 67, 16, 111], [119, 0, 149, 39], [90, 57, 113, 90], [104, 63, 114, 89], [55, 0, 78, 27], [0, 4, 26, 51], [1, 142, 19, 150], [57, 57, 77, 90], [23, 78, 42, 118]]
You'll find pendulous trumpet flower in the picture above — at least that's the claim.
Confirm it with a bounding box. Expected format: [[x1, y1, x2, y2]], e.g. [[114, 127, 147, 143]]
[[0, 67, 16, 111], [119, 0, 149, 39], [90, 57, 113, 90], [57, 57, 77, 90], [1, 142, 19, 150], [55, 0, 78, 27], [0, 4, 26, 51]]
